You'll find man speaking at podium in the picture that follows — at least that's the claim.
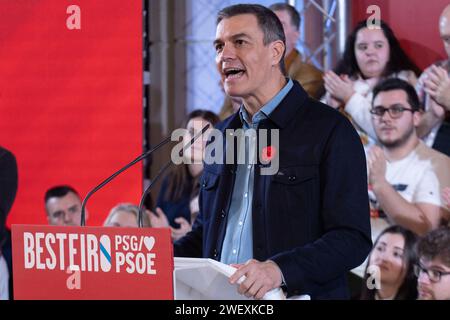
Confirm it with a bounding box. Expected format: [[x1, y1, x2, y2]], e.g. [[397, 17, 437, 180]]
[[174, 4, 371, 300]]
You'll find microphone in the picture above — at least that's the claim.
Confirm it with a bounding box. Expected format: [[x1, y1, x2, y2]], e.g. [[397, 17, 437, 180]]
[[137, 123, 210, 227], [80, 135, 171, 226], [79, 123, 210, 227]]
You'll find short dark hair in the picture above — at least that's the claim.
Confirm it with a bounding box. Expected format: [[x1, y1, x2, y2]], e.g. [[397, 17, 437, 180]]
[[372, 78, 423, 111], [417, 227, 450, 268], [45, 185, 80, 204], [187, 109, 220, 128], [335, 20, 421, 79], [269, 3, 301, 29], [217, 4, 286, 74]]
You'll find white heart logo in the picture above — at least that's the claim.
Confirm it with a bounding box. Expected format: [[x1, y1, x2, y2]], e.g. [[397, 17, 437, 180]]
[[144, 236, 155, 251]]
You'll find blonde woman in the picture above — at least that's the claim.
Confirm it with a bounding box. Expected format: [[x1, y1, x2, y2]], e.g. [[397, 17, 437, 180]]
[[104, 203, 150, 228]]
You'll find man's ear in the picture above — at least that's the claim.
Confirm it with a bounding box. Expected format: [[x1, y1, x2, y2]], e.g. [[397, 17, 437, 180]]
[[45, 206, 51, 224], [413, 109, 423, 127], [270, 40, 285, 67]]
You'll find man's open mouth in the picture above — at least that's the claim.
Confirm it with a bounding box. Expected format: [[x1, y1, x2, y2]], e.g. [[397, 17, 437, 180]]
[[224, 67, 246, 79]]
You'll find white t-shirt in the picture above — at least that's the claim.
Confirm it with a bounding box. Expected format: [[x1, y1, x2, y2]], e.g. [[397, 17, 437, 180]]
[[369, 148, 442, 216], [0, 254, 9, 300], [354, 145, 443, 278]]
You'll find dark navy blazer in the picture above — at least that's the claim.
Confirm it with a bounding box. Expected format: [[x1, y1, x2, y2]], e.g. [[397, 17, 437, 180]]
[[174, 81, 372, 299]]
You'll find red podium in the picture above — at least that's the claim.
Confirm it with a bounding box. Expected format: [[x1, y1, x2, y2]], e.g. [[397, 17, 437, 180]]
[[12, 225, 173, 300]]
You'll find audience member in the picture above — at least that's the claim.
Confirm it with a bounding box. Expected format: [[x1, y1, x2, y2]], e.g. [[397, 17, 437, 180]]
[[416, 227, 450, 300], [416, 5, 450, 156], [269, 3, 324, 99], [44, 185, 84, 226], [324, 20, 420, 153], [104, 203, 150, 228], [0, 146, 18, 300], [423, 5, 450, 111], [149, 110, 219, 240], [361, 225, 418, 300], [368, 79, 442, 236]]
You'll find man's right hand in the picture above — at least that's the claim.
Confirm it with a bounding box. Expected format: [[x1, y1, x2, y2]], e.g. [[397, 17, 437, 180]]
[[229, 259, 283, 300], [424, 65, 450, 110]]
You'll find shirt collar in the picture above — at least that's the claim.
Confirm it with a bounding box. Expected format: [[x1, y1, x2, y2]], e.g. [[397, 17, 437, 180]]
[[239, 78, 293, 127]]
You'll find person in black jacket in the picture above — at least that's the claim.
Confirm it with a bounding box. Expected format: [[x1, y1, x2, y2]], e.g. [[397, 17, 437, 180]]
[[173, 4, 371, 300], [0, 146, 18, 300]]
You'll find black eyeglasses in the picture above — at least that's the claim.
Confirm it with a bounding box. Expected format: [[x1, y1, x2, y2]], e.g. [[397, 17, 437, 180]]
[[370, 104, 416, 119], [414, 263, 450, 283]]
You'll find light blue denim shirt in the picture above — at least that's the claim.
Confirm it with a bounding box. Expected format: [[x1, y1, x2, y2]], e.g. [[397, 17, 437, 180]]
[[220, 79, 293, 264]]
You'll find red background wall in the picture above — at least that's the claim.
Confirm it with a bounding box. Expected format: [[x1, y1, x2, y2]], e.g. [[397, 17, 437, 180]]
[[0, 1, 143, 226], [353, 0, 449, 70]]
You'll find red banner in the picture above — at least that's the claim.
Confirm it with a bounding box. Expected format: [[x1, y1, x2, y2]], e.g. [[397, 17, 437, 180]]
[[0, 0, 143, 227], [12, 225, 173, 300]]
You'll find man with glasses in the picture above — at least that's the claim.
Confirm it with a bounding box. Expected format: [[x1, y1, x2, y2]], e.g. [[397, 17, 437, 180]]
[[415, 227, 450, 300], [367, 78, 442, 236], [45, 185, 85, 226]]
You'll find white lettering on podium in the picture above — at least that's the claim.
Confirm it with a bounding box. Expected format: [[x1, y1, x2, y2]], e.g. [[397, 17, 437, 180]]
[[24, 232, 35, 269], [115, 252, 156, 275], [56, 233, 67, 271], [87, 234, 99, 272], [21, 232, 158, 275], [80, 234, 86, 271], [35, 232, 45, 270], [114, 235, 141, 251], [45, 233, 56, 270], [68, 234, 78, 270]]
